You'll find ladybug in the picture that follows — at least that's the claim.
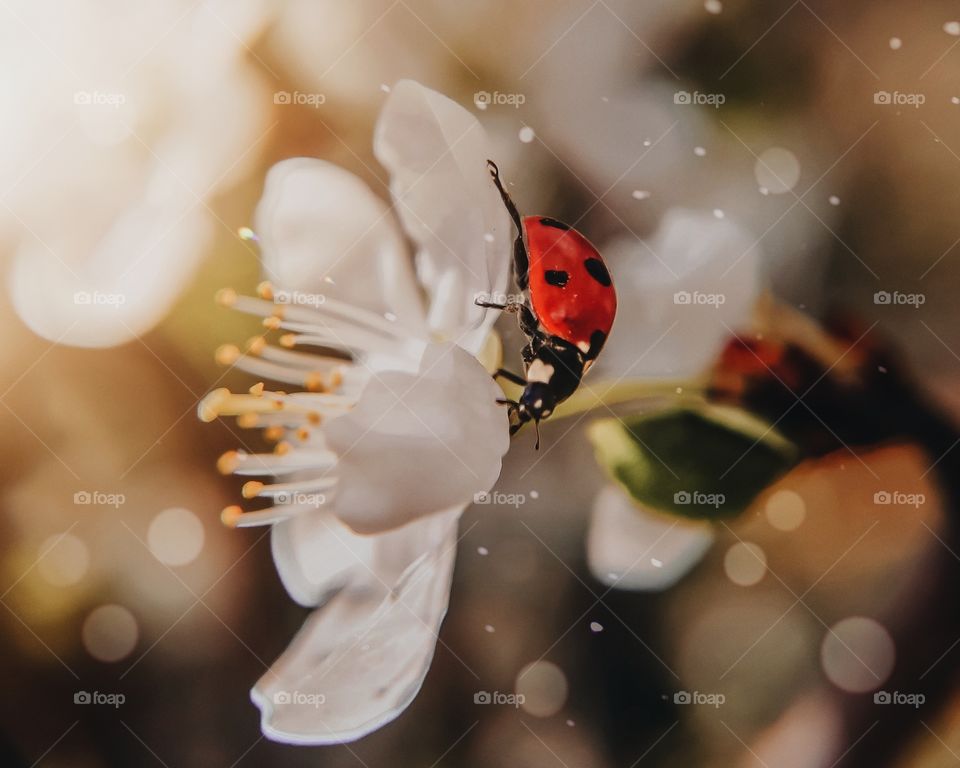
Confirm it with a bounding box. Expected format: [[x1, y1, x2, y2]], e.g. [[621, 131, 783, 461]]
[[477, 161, 617, 446]]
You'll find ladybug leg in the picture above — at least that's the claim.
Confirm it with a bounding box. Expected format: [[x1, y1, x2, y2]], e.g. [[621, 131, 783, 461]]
[[474, 299, 513, 311], [516, 305, 539, 338], [493, 368, 526, 387], [474, 298, 541, 351], [487, 160, 530, 291], [495, 397, 523, 432]]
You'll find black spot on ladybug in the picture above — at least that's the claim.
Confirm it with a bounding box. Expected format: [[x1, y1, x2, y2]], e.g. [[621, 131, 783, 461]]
[[544, 269, 569, 287], [586, 330, 608, 359], [539, 217, 570, 230], [584, 257, 611, 287]]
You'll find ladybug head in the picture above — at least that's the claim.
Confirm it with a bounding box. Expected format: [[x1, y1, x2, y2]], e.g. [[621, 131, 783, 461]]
[[518, 382, 557, 424]]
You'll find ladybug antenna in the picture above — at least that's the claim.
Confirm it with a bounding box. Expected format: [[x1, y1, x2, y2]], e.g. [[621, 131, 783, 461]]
[[533, 418, 541, 451]]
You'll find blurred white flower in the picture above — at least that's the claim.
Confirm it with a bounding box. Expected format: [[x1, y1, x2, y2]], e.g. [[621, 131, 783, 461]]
[[587, 485, 714, 591], [200, 80, 511, 743], [586, 208, 762, 590], [595, 208, 761, 379], [3, 0, 273, 347]]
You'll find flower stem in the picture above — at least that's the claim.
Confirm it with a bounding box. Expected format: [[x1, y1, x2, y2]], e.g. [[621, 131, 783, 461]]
[[498, 377, 707, 420]]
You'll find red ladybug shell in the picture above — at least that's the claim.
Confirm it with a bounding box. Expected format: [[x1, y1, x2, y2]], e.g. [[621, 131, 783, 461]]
[[523, 216, 617, 356]]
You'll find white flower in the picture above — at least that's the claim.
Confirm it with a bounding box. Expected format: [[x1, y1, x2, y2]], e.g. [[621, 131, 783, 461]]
[[587, 485, 714, 592], [593, 208, 762, 380], [586, 209, 762, 590], [199, 80, 512, 744]]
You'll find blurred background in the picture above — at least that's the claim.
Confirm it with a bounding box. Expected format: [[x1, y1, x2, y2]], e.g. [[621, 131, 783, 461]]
[[3, 0, 960, 765]]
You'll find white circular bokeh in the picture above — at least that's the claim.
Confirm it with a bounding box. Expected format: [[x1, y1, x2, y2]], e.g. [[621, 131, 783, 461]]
[[821, 617, 895, 693], [37, 533, 90, 587], [516, 660, 569, 717], [754, 147, 801, 194], [724, 542, 767, 586], [765, 490, 806, 531], [147, 507, 205, 567], [82, 604, 139, 662]]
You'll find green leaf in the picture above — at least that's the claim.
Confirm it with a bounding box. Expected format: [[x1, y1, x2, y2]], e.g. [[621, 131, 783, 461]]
[[588, 403, 798, 520]]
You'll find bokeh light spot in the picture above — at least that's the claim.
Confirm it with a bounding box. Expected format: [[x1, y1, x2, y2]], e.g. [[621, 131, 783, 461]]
[[821, 617, 895, 693], [82, 605, 139, 662], [724, 542, 767, 586], [754, 147, 801, 194], [765, 489, 806, 531], [516, 661, 568, 717], [37, 533, 89, 587], [147, 507, 205, 567]]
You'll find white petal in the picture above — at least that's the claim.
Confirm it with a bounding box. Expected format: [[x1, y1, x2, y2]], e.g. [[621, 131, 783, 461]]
[[587, 485, 714, 592], [271, 502, 462, 608], [325, 343, 509, 534], [271, 511, 377, 608], [253, 509, 459, 744], [594, 208, 762, 379], [374, 80, 511, 351], [254, 158, 426, 331], [9, 200, 212, 348]]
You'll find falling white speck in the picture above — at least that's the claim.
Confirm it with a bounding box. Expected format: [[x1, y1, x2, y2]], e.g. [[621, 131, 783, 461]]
[[889, 37, 902, 50], [829, 195, 841, 206], [643, 139, 652, 147], [380, 84, 391, 93], [952, 97, 960, 105], [484, 624, 496, 633], [566, 719, 576, 727], [878, 365, 888, 373], [705, 0, 723, 13], [477, 546, 489, 556], [384, 312, 397, 322], [694, 146, 707, 157], [607, 572, 619, 581], [237, 226, 258, 241], [483, 232, 495, 243], [674, 387, 682, 395], [519, 126, 536, 143], [632, 190, 651, 200], [651, 557, 663, 568], [323, 276, 335, 284], [759, 186, 770, 195], [945, 21, 960, 36], [590, 621, 604, 633], [530, 490, 540, 499], [601, 96, 610, 103], [713, 208, 725, 219]]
